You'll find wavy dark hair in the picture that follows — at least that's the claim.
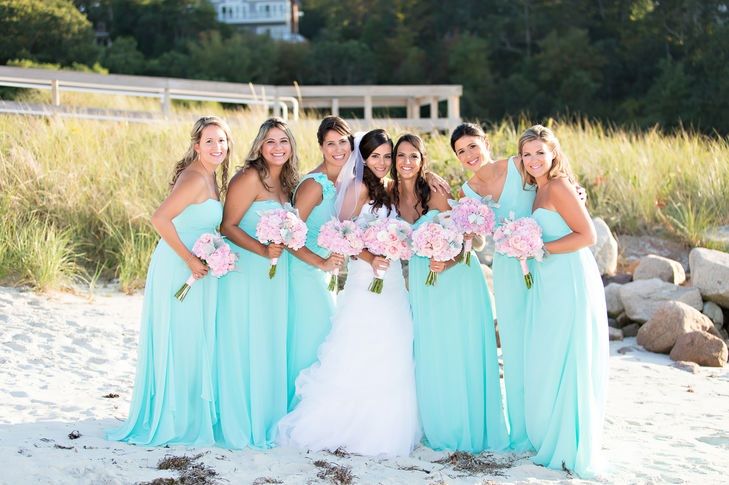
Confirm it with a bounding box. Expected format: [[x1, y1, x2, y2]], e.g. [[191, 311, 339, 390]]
[[359, 129, 393, 216], [239, 117, 299, 199], [449, 122, 490, 152], [391, 133, 431, 216]]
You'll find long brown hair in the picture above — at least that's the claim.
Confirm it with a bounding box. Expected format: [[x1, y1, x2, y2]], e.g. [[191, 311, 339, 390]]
[[518, 124, 574, 187], [240, 117, 300, 198], [391, 133, 431, 216], [450, 122, 491, 152], [170, 116, 232, 196], [359, 129, 393, 216]]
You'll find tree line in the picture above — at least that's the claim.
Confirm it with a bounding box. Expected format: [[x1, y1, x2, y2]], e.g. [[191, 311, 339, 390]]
[[1, 0, 728, 134]]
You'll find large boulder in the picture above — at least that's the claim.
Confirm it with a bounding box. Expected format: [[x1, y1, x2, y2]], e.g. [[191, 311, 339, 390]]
[[689, 248, 729, 308], [622, 323, 640, 338], [604, 283, 624, 317], [636, 300, 714, 353], [669, 331, 728, 367], [703, 301, 724, 330], [609, 327, 624, 341], [617, 235, 690, 272], [619, 278, 702, 322], [633, 255, 686, 284], [590, 218, 618, 276]]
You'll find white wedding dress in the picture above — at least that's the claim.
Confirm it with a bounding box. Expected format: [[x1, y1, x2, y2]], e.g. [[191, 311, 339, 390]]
[[277, 203, 421, 456]]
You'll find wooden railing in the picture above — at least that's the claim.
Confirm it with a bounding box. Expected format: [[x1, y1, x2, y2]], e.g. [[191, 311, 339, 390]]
[[0, 66, 462, 131]]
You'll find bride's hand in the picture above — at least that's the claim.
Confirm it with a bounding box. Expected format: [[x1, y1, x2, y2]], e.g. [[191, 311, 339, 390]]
[[320, 253, 345, 272], [370, 256, 390, 274]]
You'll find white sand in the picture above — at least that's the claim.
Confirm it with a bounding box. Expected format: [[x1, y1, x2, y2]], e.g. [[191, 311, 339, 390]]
[[1, 285, 728, 484]]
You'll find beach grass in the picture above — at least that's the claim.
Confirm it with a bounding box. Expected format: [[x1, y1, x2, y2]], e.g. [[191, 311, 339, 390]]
[[1, 99, 727, 291]]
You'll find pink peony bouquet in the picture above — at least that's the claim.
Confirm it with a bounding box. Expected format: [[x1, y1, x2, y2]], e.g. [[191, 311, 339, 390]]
[[359, 216, 413, 294], [317, 218, 365, 292], [256, 205, 308, 278], [492, 213, 544, 289], [175, 233, 237, 301], [411, 213, 464, 286], [449, 197, 496, 265]]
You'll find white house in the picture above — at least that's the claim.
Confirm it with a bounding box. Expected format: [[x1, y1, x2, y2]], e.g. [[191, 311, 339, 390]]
[[208, 0, 304, 41]]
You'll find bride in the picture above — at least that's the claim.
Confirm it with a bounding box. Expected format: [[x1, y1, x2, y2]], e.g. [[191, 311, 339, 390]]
[[277, 129, 421, 456]]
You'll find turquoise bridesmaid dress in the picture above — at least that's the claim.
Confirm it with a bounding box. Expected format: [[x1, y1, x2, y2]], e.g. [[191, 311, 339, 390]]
[[408, 209, 509, 452], [287, 174, 336, 410], [214, 199, 289, 449], [524, 208, 608, 478], [106, 199, 221, 446], [462, 156, 535, 451]]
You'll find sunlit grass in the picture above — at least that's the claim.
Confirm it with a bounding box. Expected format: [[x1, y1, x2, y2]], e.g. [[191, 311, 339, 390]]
[[0, 104, 727, 291]]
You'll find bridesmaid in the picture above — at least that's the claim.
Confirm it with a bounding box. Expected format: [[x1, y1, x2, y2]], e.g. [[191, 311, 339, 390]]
[[215, 117, 299, 449], [286, 116, 348, 410], [107, 116, 231, 446], [393, 134, 509, 453], [450, 123, 535, 451], [519, 125, 608, 478]]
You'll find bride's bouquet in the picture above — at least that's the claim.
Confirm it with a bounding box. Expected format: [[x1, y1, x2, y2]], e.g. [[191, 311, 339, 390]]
[[359, 216, 413, 294], [175, 233, 237, 301], [493, 213, 544, 289], [317, 218, 364, 292], [256, 205, 308, 278], [448, 196, 496, 265], [411, 213, 463, 286]]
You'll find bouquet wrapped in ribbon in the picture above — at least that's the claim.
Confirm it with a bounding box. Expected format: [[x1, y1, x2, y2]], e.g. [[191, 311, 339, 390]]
[[359, 216, 413, 294], [449, 196, 496, 266], [255, 205, 307, 278], [411, 213, 464, 286], [493, 213, 544, 289], [175, 233, 237, 301], [317, 218, 364, 292]]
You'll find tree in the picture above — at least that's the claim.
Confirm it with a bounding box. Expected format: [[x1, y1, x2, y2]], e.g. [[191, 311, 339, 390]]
[[0, 0, 98, 65]]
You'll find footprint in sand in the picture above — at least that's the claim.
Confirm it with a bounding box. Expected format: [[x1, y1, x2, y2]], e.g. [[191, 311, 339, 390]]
[[87, 356, 108, 366], [9, 390, 29, 398], [0, 314, 7, 322], [3, 341, 26, 352], [697, 434, 729, 449], [12, 333, 32, 343]]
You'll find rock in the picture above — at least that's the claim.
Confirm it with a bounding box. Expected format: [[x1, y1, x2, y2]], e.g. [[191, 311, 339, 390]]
[[475, 235, 495, 266], [608, 318, 619, 329], [633, 255, 686, 284], [602, 273, 632, 285], [702, 301, 724, 329], [617, 235, 690, 272], [619, 278, 703, 322], [604, 283, 624, 317], [622, 323, 640, 338], [609, 327, 624, 341], [636, 300, 714, 353], [616, 312, 632, 328], [689, 248, 729, 307], [672, 361, 701, 374], [669, 331, 728, 367], [590, 218, 618, 276]]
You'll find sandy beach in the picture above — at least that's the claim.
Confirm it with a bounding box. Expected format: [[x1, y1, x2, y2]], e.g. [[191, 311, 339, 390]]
[[1, 285, 728, 484]]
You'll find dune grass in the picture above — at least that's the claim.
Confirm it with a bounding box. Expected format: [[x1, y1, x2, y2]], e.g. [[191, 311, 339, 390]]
[[0, 104, 727, 292]]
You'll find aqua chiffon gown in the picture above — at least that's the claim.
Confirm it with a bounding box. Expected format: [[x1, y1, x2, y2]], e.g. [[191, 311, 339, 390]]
[[214, 199, 289, 449], [408, 210, 509, 452], [287, 174, 337, 410], [524, 208, 608, 478], [462, 156, 535, 451], [106, 199, 221, 446]]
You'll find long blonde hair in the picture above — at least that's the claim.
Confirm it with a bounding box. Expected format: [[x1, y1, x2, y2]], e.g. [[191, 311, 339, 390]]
[[518, 124, 574, 187], [240, 117, 300, 199], [170, 116, 232, 196]]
